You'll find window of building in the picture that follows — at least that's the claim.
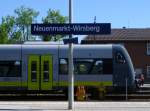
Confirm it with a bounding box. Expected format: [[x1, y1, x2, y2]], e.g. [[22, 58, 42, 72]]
[[147, 43, 150, 55], [0, 61, 21, 77], [147, 66, 150, 78], [59, 58, 113, 75]]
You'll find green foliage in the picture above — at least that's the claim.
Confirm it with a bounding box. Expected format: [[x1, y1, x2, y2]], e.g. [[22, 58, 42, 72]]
[[0, 23, 8, 44], [8, 31, 22, 44], [15, 6, 39, 26], [14, 6, 39, 41], [0, 6, 67, 44], [0, 6, 39, 44], [42, 9, 68, 41], [0, 16, 17, 44]]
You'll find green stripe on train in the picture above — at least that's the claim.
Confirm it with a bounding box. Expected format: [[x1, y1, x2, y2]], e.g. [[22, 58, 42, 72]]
[[0, 81, 112, 87], [53, 81, 113, 86], [0, 82, 27, 87]]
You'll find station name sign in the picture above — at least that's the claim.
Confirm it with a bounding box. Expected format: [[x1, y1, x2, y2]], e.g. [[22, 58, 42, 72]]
[[31, 23, 111, 35]]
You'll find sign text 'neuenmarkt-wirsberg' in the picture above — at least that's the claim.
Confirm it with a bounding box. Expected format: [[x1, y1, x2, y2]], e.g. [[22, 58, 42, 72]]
[[31, 23, 111, 35]]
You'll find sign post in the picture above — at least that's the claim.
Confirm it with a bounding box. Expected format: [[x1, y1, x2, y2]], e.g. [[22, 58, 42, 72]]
[[68, 0, 74, 109], [31, 22, 111, 109], [31, 11, 111, 111]]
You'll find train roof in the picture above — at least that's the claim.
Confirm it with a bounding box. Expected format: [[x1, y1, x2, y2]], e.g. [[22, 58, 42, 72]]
[[0, 44, 126, 59], [0, 44, 114, 48], [0, 44, 114, 54], [23, 41, 63, 45]]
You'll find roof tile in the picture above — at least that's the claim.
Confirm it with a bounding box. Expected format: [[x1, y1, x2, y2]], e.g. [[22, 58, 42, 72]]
[[84, 28, 150, 41]]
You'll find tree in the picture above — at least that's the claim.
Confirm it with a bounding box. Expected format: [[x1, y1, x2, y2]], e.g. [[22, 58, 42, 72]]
[[0, 15, 21, 44], [42, 9, 68, 41], [14, 6, 39, 41], [0, 23, 8, 44]]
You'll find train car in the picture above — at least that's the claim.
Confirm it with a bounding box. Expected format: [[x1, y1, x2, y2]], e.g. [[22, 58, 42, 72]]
[[0, 43, 136, 95]]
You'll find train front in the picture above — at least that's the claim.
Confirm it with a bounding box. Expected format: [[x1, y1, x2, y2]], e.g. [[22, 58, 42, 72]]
[[112, 45, 136, 91]]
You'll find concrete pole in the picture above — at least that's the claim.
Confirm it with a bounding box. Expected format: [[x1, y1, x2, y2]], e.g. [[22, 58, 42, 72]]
[[68, 0, 74, 110]]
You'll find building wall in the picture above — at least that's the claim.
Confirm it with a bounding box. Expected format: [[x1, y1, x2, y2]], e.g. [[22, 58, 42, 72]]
[[124, 42, 150, 82]]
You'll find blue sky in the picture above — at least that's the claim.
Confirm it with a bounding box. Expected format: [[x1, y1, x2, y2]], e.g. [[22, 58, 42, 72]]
[[0, 0, 150, 41]]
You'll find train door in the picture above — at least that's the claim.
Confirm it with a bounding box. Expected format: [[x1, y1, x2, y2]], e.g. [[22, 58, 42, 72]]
[[28, 55, 53, 90]]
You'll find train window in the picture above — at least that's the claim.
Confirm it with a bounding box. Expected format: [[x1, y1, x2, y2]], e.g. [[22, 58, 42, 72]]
[[75, 59, 113, 75], [103, 59, 113, 74], [43, 61, 49, 82], [59, 59, 68, 74], [74, 59, 93, 74], [15, 61, 20, 65], [59, 58, 113, 75], [0, 61, 21, 77], [91, 60, 103, 74], [31, 61, 37, 82], [116, 52, 126, 64]]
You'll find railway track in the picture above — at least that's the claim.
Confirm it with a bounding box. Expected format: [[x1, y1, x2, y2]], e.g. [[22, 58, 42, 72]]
[[0, 94, 66, 101], [0, 93, 149, 101], [0, 86, 149, 101], [105, 85, 150, 101]]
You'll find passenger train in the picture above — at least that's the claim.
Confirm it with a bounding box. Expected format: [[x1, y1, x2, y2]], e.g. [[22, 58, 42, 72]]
[[0, 43, 136, 95]]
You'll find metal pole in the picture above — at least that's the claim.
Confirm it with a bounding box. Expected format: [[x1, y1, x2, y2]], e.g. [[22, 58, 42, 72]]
[[94, 16, 96, 44], [68, 0, 74, 110], [125, 78, 128, 100]]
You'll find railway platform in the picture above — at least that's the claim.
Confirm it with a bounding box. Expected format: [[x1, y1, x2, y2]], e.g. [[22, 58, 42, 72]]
[[0, 101, 150, 111]]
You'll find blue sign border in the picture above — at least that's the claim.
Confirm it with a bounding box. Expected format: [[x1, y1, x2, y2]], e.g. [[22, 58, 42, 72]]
[[31, 23, 111, 35]]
